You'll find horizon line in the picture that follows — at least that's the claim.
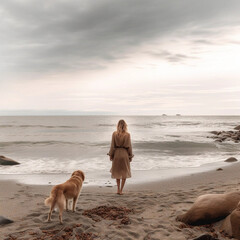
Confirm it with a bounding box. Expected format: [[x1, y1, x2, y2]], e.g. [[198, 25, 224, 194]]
[[0, 114, 240, 117]]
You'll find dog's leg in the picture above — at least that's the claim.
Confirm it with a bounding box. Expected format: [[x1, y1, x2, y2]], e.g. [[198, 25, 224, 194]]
[[72, 197, 78, 212], [47, 205, 54, 222], [66, 198, 69, 211], [58, 202, 64, 224]]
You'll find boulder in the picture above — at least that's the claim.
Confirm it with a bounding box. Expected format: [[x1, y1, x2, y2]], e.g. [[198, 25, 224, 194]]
[[234, 125, 240, 130], [176, 192, 240, 225], [0, 156, 20, 165], [220, 202, 240, 239], [0, 216, 14, 225], [224, 157, 238, 163]]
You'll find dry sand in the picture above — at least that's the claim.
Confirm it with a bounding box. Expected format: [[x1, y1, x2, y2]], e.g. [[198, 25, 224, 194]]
[[1, 162, 240, 240]]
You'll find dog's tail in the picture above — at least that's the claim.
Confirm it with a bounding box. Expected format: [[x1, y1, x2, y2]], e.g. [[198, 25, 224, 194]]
[[45, 188, 65, 211], [44, 196, 54, 206]]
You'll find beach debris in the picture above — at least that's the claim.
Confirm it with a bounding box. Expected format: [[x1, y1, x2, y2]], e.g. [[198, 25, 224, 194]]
[[76, 233, 96, 240], [0, 156, 20, 165], [120, 216, 131, 225], [83, 205, 133, 224], [0, 216, 14, 225], [5, 225, 96, 240], [224, 157, 238, 163], [216, 168, 223, 171]]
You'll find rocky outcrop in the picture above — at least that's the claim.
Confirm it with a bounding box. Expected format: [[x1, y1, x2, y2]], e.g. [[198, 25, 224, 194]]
[[209, 126, 240, 143], [0, 216, 14, 225], [234, 125, 240, 130], [0, 156, 20, 165], [224, 157, 238, 163]]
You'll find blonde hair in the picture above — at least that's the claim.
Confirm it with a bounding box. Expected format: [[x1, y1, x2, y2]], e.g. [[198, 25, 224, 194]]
[[117, 119, 128, 134]]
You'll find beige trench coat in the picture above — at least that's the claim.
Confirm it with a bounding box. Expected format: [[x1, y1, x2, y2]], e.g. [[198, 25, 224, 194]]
[[108, 131, 133, 179]]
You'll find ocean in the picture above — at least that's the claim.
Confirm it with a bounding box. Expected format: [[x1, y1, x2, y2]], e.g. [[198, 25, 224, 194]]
[[0, 116, 239, 185]]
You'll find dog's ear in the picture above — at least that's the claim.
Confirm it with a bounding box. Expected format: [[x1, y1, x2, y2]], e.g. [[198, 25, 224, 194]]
[[71, 171, 77, 177], [78, 170, 85, 181]]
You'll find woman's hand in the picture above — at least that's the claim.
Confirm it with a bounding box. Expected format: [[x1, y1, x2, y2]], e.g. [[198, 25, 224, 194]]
[[107, 153, 113, 161], [129, 154, 134, 162]]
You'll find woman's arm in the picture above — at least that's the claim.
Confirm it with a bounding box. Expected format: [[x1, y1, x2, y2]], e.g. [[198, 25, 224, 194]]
[[128, 134, 134, 161], [108, 132, 115, 160]]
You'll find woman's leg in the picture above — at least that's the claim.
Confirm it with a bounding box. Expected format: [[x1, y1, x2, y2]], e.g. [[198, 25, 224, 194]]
[[120, 178, 126, 194], [116, 179, 120, 194]]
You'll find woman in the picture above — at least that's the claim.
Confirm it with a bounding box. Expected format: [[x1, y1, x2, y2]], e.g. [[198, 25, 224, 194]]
[[108, 119, 133, 195]]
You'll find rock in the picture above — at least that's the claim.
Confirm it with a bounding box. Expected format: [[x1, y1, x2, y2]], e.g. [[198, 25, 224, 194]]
[[0, 216, 14, 225], [220, 203, 240, 239], [234, 125, 240, 130], [210, 128, 240, 143], [216, 168, 223, 171], [220, 137, 227, 141], [193, 233, 218, 240], [210, 131, 219, 135], [224, 157, 238, 163], [176, 192, 240, 225], [0, 156, 20, 165]]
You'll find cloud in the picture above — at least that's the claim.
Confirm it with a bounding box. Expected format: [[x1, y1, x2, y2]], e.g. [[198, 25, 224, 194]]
[[147, 50, 198, 63], [0, 0, 240, 74]]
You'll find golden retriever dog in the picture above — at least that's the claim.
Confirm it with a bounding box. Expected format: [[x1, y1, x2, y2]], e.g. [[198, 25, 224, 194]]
[[45, 170, 85, 224]]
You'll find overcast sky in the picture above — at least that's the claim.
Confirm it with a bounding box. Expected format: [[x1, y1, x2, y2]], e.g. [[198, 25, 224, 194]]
[[1, 0, 240, 115]]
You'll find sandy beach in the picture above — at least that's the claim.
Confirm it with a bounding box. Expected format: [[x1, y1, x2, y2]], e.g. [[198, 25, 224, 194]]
[[1, 161, 240, 240]]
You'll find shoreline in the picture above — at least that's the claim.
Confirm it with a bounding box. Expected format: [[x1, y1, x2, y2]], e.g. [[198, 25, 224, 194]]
[[0, 158, 233, 187], [1, 162, 240, 239]]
